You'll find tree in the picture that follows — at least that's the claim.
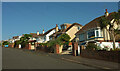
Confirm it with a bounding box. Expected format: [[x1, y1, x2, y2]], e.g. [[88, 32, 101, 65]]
[[14, 40, 21, 47], [2, 41, 9, 45], [20, 34, 32, 48], [47, 33, 71, 51], [56, 33, 71, 45], [99, 10, 120, 49]]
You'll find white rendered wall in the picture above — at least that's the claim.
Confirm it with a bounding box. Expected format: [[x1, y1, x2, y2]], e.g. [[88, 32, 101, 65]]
[[96, 42, 120, 50], [46, 29, 56, 41]]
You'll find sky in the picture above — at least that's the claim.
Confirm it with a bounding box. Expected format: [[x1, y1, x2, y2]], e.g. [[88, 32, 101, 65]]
[[2, 2, 118, 40]]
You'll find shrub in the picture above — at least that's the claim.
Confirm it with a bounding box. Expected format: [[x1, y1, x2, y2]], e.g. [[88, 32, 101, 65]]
[[102, 46, 109, 51], [39, 43, 47, 46], [112, 48, 120, 51], [96, 46, 101, 50], [2, 41, 9, 45], [86, 43, 97, 50]]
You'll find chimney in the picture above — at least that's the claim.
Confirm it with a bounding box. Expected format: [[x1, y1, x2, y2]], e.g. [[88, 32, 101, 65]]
[[56, 24, 58, 32], [37, 31, 39, 35], [105, 9, 109, 17], [43, 29, 44, 34]]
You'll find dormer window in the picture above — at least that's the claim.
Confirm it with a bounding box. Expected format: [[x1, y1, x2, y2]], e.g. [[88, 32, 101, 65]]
[[78, 27, 80, 30], [61, 25, 66, 29], [65, 26, 66, 29]]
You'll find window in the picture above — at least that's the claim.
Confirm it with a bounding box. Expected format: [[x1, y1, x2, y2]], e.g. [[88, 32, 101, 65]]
[[96, 30, 99, 37], [78, 27, 80, 30], [44, 37, 46, 41], [31, 42, 34, 45], [65, 26, 66, 29], [79, 33, 84, 41], [61, 25, 66, 29], [88, 30, 95, 38]]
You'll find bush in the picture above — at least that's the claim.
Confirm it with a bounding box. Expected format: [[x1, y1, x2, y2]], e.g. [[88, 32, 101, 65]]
[[2, 41, 9, 45], [112, 48, 120, 51], [96, 46, 101, 50], [86, 43, 97, 50], [39, 43, 47, 46], [102, 46, 109, 51]]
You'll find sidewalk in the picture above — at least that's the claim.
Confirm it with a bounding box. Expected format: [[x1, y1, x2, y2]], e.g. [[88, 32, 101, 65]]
[[48, 53, 120, 69]]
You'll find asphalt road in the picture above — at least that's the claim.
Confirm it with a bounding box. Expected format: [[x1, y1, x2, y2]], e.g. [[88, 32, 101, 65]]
[[2, 48, 97, 69]]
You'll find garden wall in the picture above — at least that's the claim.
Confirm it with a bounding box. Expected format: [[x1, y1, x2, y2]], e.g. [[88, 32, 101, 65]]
[[36, 45, 51, 53], [8, 43, 14, 48], [36, 44, 60, 53], [24, 43, 31, 50], [81, 49, 120, 63]]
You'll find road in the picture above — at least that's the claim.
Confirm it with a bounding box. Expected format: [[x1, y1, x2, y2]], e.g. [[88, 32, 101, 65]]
[[2, 48, 97, 69]]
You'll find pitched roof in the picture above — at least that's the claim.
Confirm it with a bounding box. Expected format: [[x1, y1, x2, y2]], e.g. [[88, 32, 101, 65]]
[[30, 27, 56, 38], [44, 27, 56, 35], [65, 23, 82, 32], [13, 36, 19, 39], [76, 12, 116, 34], [30, 33, 44, 38], [50, 23, 82, 37]]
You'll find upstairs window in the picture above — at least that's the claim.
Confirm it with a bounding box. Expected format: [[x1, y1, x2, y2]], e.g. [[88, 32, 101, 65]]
[[78, 27, 80, 30], [44, 36, 46, 41], [65, 26, 66, 29], [96, 30, 99, 37], [88, 30, 95, 38]]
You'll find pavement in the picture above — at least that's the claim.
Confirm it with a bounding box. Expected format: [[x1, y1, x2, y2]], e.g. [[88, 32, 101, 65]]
[[2, 48, 120, 70]]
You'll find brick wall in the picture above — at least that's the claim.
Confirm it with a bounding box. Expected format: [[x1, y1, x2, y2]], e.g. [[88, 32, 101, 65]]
[[72, 42, 78, 56], [24, 43, 31, 50], [8, 43, 14, 48], [81, 49, 120, 63], [54, 44, 59, 54]]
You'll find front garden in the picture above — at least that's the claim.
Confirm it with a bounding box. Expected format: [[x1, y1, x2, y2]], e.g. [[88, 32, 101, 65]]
[[81, 43, 120, 63], [36, 33, 71, 53]]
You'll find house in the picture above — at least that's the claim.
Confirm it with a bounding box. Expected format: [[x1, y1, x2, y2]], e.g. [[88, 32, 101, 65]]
[[7, 36, 22, 48], [75, 9, 120, 49], [49, 23, 82, 54], [30, 25, 59, 44], [26, 25, 59, 50], [50, 23, 82, 42], [24, 40, 36, 50], [12, 36, 22, 43]]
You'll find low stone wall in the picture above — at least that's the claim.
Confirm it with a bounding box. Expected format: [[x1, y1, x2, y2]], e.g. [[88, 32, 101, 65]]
[[81, 49, 120, 63]]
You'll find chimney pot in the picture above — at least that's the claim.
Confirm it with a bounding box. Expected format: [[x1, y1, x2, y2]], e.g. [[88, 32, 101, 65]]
[[105, 9, 109, 17], [106, 9, 107, 12], [37, 31, 39, 35], [43, 29, 44, 34], [56, 24, 58, 32], [56, 24, 58, 27]]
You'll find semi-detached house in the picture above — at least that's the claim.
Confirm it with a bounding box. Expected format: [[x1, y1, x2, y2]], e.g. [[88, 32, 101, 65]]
[[30, 25, 59, 44], [75, 9, 120, 49]]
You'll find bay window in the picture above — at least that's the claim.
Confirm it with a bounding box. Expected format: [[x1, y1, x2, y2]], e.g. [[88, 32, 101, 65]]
[[87, 28, 101, 39]]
